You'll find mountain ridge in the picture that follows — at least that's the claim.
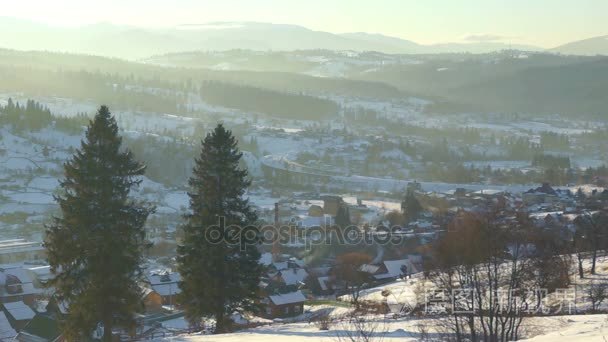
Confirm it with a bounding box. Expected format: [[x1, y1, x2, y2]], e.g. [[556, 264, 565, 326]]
[[0, 18, 544, 59], [551, 35, 608, 56]]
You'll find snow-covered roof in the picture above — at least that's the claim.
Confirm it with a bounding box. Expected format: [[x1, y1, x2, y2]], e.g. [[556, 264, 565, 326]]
[[383, 259, 417, 278], [268, 291, 306, 306], [296, 215, 333, 228], [151, 283, 182, 297], [359, 264, 381, 274], [259, 252, 273, 266], [411, 220, 433, 229], [147, 272, 180, 285], [317, 276, 332, 292], [3, 301, 35, 321], [0, 311, 16, 339], [280, 268, 308, 286], [272, 261, 288, 270], [25, 265, 53, 282]]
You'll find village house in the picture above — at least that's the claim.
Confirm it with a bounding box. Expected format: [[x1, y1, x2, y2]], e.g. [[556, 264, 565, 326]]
[[321, 195, 343, 216], [15, 313, 63, 342], [262, 290, 306, 319], [146, 271, 181, 307], [372, 257, 423, 281], [0, 265, 41, 305], [2, 300, 35, 331], [142, 287, 163, 313], [523, 183, 559, 205], [0, 311, 16, 340]]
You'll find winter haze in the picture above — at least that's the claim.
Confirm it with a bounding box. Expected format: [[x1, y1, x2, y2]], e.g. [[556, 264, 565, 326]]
[[1, 1, 608, 341]]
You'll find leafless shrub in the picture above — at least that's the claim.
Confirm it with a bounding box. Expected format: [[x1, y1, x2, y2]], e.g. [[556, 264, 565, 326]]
[[587, 282, 608, 312], [414, 320, 430, 341], [314, 311, 334, 331], [333, 313, 388, 342]]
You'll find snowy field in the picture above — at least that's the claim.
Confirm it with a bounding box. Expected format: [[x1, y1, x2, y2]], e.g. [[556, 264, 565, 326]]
[[160, 314, 608, 341]]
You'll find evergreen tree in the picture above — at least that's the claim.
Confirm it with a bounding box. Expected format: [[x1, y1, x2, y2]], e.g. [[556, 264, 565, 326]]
[[177, 124, 261, 333], [45, 106, 154, 341], [335, 205, 351, 228], [401, 188, 422, 221]]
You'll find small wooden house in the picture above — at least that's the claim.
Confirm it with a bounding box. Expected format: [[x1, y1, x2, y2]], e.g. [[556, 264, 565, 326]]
[[142, 288, 163, 313], [15, 314, 63, 342], [263, 291, 306, 318]]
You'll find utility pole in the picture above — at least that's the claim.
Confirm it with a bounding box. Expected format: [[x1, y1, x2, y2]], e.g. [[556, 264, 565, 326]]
[[272, 202, 280, 262]]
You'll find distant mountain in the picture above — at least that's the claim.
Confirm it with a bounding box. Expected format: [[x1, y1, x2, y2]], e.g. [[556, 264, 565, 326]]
[[426, 42, 542, 54], [341, 32, 542, 54], [0, 18, 545, 59], [340, 32, 425, 53], [551, 35, 608, 56]]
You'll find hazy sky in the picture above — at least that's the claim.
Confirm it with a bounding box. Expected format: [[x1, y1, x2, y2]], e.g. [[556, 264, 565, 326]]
[[3, 0, 607, 47]]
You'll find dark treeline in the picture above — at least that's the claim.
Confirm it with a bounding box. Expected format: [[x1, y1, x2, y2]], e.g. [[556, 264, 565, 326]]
[[345, 106, 482, 144], [540, 131, 570, 150], [0, 66, 183, 114], [0, 49, 405, 100], [0, 98, 88, 134], [199, 81, 339, 120], [532, 153, 571, 169], [415, 162, 608, 186], [357, 52, 608, 118], [0, 64, 342, 121]]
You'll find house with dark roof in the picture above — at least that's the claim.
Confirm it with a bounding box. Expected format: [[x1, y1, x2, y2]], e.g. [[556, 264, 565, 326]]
[[262, 290, 306, 319], [0, 311, 16, 340], [15, 314, 63, 342], [3, 300, 36, 331], [523, 183, 559, 204]]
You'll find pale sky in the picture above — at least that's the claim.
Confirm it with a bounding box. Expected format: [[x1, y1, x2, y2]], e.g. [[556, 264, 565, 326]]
[[3, 0, 607, 47]]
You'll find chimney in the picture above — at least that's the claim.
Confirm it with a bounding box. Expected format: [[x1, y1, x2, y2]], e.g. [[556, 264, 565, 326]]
[[272, 202, 280, 262], [275, 202, 279, 227]]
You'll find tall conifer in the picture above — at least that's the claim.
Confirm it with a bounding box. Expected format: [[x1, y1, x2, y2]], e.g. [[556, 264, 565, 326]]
[[45, 106, 154, 341], [178, 124, 261, 333]]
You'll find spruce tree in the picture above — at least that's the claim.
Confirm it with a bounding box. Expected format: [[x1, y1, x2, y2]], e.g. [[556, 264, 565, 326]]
[[45, 106, 154, 341], [401, 188, 422, 221], [335, 205, 351, 228], [178, 124, 261, 333]]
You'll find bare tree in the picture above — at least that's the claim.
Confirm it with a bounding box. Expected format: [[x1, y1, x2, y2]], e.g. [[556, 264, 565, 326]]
[[332, 252, 374, 310], [574, 209, 608, 276], [587, 282, 608, 312], [313, 310, 334, 331], [333, 314, 388, 342], [425, 209, 564, 342]]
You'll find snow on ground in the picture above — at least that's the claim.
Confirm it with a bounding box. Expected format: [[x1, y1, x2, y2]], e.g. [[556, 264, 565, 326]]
[[27, 177, 59, 192], [520, 315, 608, 342], [164, 256, 608, 342], [5, 192, 54, 205], [162, 318, 421, 341], [160, 314, 608, 341], [464, 160, 530, 170]]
